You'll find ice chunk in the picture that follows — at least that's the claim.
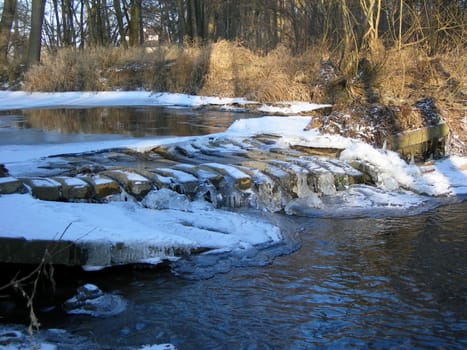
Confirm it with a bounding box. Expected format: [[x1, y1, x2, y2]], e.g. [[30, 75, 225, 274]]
[[142, 188, 192, 211], [285, 193, 324, 215]]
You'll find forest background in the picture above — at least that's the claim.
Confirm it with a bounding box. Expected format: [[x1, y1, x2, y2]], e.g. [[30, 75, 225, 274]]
[[0, 0, 465, 152]]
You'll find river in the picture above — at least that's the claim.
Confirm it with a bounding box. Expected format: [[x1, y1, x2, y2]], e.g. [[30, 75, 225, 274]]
[[0, 107, 466, 349], [29, 201, 464, 349]]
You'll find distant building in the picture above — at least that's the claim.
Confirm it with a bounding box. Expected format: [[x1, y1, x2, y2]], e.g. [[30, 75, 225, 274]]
[[143, 28, 159, 45]]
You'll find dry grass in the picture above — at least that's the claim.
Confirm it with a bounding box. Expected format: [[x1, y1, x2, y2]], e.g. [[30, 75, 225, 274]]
[[24, 47, 160, 91], [380, 46, 466, 104], [24, 41, 322, 102], [19, 41, 467, 155], [200, 41, 321, 102]]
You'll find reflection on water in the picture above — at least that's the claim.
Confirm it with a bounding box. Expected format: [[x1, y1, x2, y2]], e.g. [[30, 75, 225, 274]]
[[0, 107, 258, 145], [34, 202, 466, 349]]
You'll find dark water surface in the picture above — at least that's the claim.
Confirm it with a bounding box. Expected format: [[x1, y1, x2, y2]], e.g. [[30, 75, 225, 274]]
[[0, 106, 258, 145], [37, 202, 467, 349]]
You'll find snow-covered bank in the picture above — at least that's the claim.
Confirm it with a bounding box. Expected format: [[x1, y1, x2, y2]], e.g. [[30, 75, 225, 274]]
[[0, 91, 253, 110], [0, 91, 328, 114], [0, 192, 283, 270]]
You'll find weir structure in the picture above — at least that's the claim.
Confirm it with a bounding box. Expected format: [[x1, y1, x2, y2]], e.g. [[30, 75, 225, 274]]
[[0, 123, 451, 268]]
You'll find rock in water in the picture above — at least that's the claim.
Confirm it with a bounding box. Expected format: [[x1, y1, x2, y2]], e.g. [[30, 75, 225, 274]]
[[0, 164, 9, 177], [63, 283, 127, 317]]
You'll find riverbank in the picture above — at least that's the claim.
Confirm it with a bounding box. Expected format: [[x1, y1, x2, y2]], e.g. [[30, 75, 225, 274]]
[[9, 43, 464, 157]]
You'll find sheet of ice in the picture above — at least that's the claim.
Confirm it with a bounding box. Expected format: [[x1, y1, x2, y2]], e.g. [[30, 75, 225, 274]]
[[0, 135, 194, 177], [0, 193, 281, 251], [285, 185, 437, 218], [225, 116, 355, 149], [226, 116, 311, 136], [340, 144, 467, 196], [0, 91, 254, 110]]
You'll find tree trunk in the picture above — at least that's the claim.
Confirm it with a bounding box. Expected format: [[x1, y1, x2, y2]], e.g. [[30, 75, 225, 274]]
[[0, 0, 17, 66], [113, 0, 128, 48], [26, 0, 46, 68], [62, 0, 75, 46], [51, 0, 62, 47], [186, 0, 205, 41], [129, 0, 142, 46]]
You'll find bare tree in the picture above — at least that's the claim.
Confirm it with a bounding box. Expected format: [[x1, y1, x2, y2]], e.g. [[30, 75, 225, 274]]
[[26, 0, 46, 68], [0, 0, 18, 67], [129, 0, 143, 46]]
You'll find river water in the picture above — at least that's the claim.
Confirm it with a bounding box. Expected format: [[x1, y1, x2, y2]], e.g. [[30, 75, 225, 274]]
[[32, 202, 464, 350], [0, 106, 259, 145], [1, 107, 466, 349]]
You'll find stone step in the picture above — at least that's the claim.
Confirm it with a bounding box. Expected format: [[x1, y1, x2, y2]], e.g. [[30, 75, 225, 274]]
[[240, 160, 294, 198], [1, 136, 373, 212], [199, 163, 252, 190], [80, 175, 121, 199], [151, 167, 199, 194], [287, 158, 337, 195], [22, 177, 62, 201], [53, 176, 92, 200], [0, 176, 25, 194], [99, 169, 153, 199]]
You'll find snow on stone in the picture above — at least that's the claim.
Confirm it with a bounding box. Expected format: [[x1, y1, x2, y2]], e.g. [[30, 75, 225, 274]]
[[113, 169, 149, 182], [0, 176, 16, 184], [154, 168, 198, 183], [55, 176, 88, 187], [29, 178, 61, 187], [63, 283, 127, 317], [202, 162, 249, 181], [87, 175, 115, 186]]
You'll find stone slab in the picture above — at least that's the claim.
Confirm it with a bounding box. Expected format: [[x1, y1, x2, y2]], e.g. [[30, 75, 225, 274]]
[[22, 178, 62, 201], [53, 176, 92, 200], [0, 177, 24, 194], [0, 237, 84, 265]]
